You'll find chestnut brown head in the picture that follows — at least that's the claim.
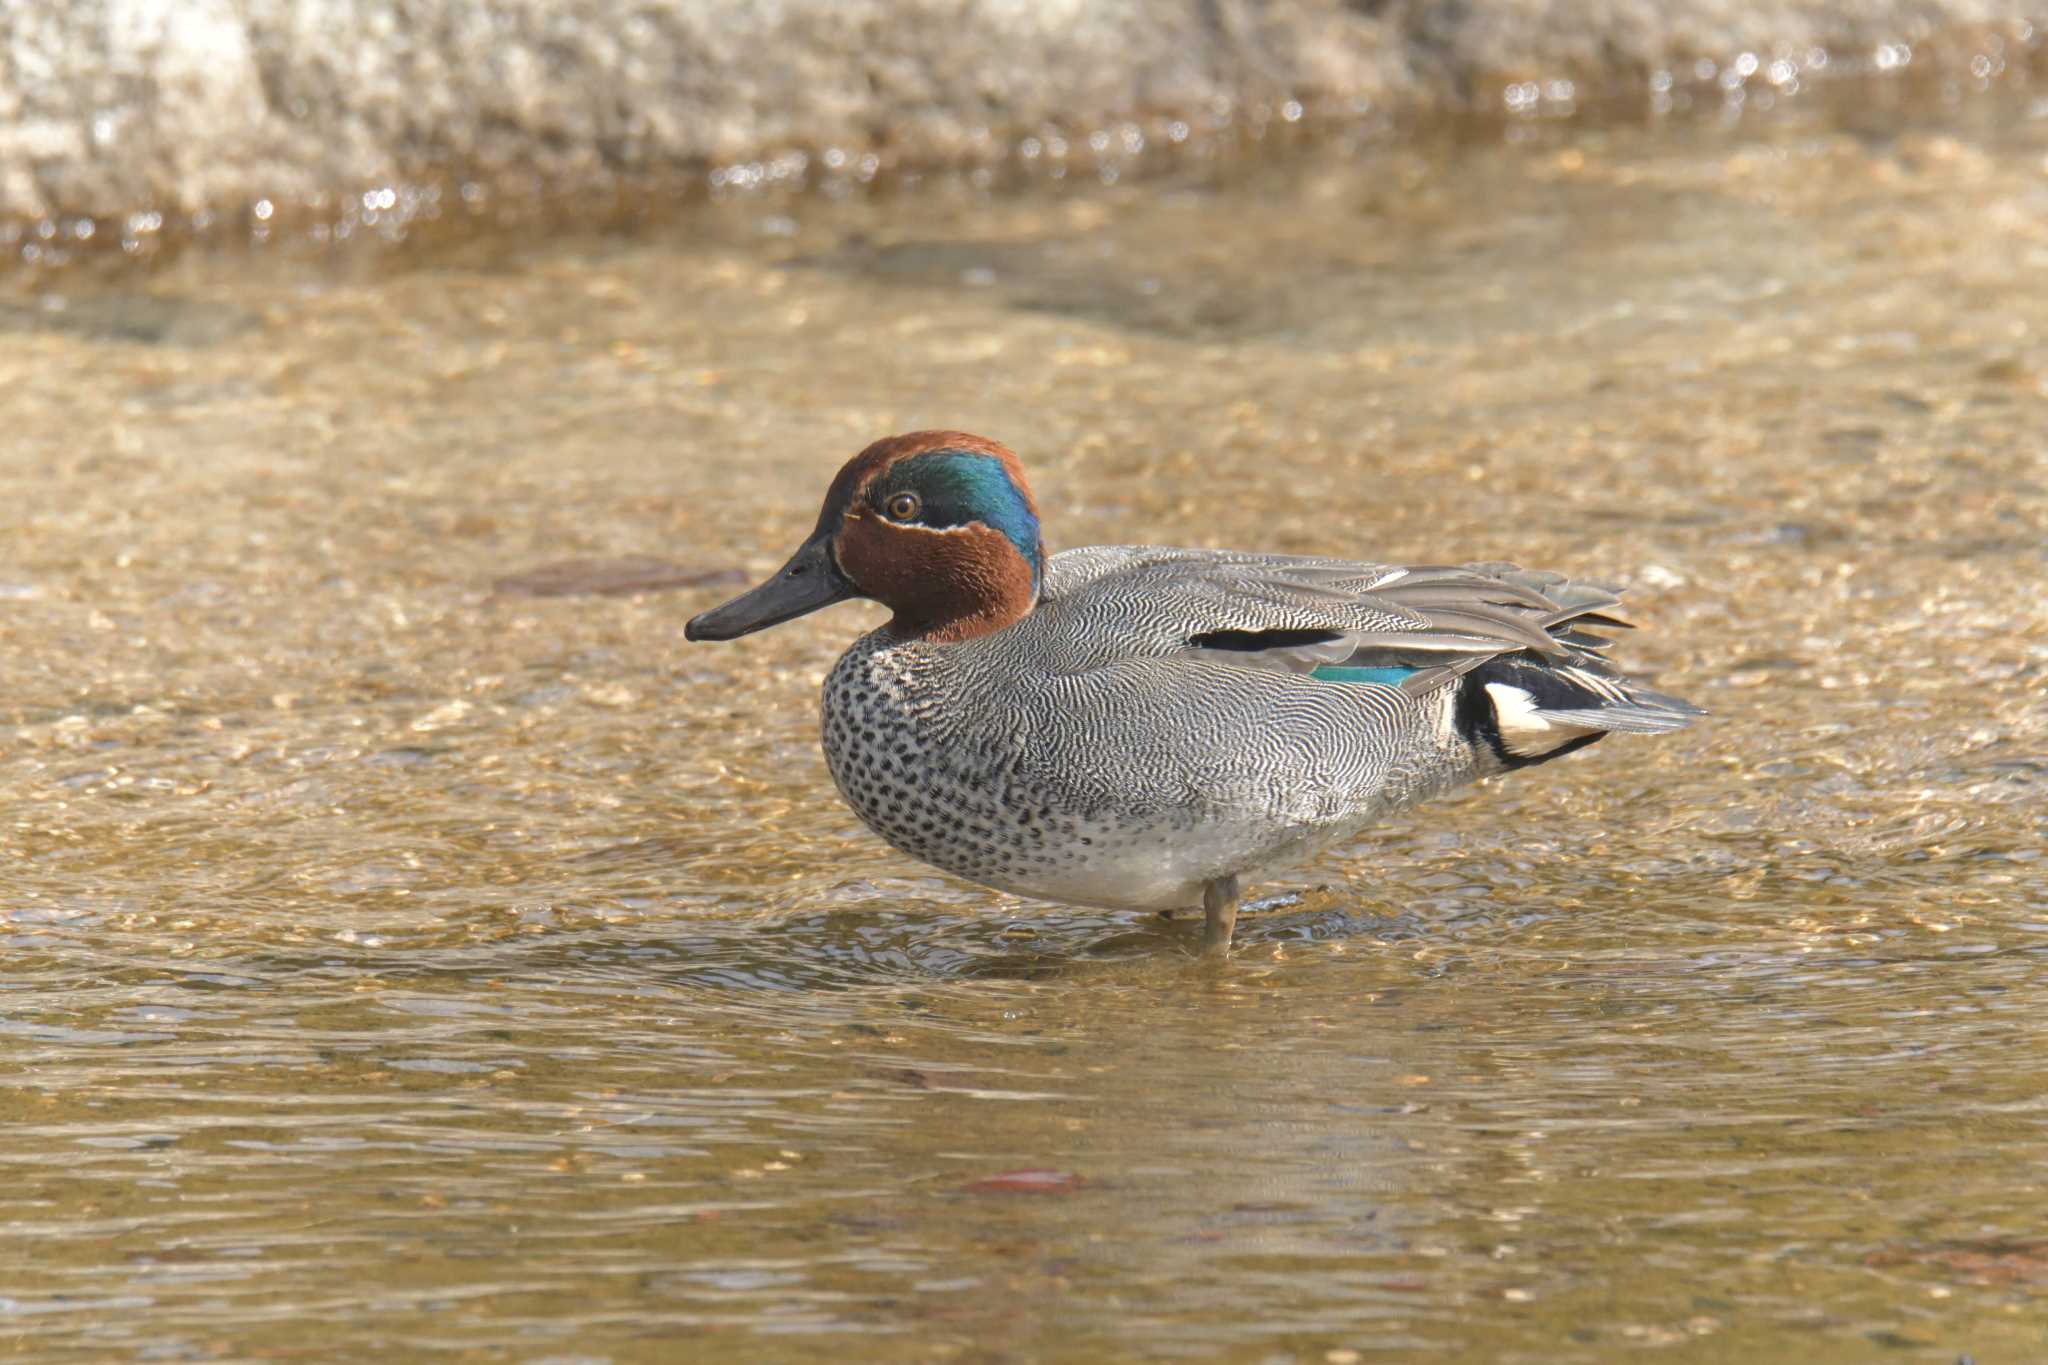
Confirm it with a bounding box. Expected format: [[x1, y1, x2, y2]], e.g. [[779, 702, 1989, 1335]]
[[685, 431, 1045, 645]]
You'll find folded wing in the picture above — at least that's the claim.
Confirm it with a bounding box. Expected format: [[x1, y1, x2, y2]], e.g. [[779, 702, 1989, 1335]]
[[1034, 547, 1700, 758]]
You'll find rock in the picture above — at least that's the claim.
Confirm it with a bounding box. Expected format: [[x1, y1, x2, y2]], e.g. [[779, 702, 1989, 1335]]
[[0, 1, 2035, 226]]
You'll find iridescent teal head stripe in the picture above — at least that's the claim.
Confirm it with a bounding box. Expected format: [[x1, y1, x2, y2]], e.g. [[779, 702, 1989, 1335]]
[[872, 448, 1045, 593]]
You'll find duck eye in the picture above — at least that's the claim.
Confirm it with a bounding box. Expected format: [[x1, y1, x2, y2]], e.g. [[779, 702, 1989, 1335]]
[[884, 492, 921, 522]]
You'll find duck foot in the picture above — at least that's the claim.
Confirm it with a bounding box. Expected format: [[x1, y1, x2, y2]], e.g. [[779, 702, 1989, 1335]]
[[1202, 874, 1240, 955]]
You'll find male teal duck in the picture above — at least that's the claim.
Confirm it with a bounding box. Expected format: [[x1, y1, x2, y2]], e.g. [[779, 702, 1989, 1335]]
[[686, 431, 1699, 952]]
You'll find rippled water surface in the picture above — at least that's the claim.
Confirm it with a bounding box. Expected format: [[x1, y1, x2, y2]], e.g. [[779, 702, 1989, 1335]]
[[4, 98, 2047, 1361]]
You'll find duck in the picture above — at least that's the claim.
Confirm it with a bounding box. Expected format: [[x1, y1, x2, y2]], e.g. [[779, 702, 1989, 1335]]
[[685, 430, 1699, 953]]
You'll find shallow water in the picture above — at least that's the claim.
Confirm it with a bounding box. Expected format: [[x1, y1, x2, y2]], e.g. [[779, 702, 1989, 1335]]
[[3, 95, 2047, 1362]]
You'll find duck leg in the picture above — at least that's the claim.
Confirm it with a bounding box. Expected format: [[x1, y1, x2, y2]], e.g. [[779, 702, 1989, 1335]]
[[1202, 874, 1240, 954]]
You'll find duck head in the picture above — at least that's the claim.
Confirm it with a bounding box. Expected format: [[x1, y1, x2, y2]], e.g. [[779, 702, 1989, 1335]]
[[685, 430, 1045, 645]]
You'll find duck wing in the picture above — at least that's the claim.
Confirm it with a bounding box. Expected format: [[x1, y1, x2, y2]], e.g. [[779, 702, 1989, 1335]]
[[1034, 546, 1680, 710]]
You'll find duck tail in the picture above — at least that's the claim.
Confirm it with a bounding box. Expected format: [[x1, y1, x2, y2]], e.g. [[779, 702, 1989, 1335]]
[[1455, 653, 1702, 771]]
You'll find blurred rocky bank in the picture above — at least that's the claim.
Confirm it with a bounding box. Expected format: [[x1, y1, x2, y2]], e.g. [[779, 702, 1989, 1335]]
[[0, 0, 2039, 230]]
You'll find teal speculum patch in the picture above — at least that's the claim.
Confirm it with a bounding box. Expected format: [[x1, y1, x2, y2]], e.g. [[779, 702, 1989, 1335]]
[[1310, 664, 1419, 686]]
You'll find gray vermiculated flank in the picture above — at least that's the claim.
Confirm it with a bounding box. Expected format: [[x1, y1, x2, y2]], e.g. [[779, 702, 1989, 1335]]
[[0, 1, 2031, 222], [819, 545, 1697, 912]]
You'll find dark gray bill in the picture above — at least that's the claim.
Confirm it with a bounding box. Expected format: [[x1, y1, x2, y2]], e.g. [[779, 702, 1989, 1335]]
[[684, 534, 856, 641]]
